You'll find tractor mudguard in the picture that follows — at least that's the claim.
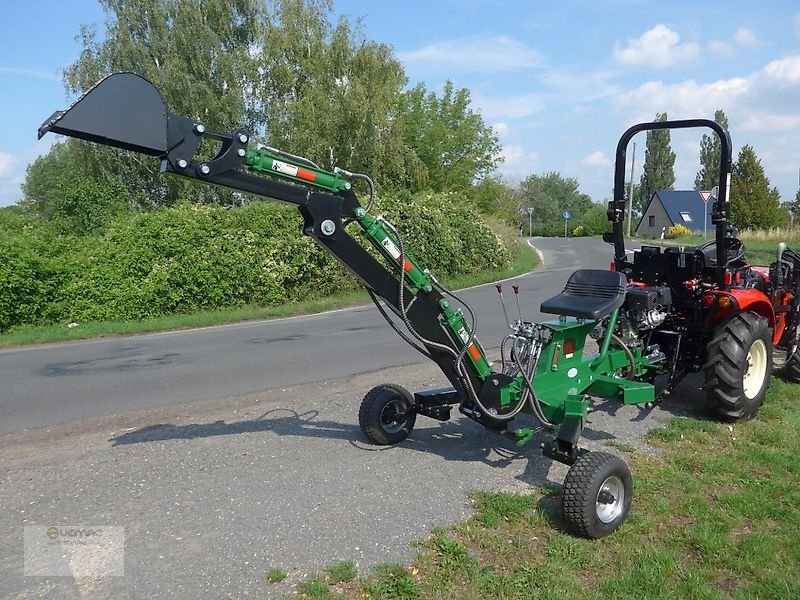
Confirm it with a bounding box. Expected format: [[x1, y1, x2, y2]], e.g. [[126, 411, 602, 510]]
[[726, 289, 779, 343]]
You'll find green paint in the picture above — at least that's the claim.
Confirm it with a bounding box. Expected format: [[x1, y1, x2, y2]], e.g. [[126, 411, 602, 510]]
[[354, 210, 433, 293], [244, 149, 350, 193], [439, 299, 493, 379]]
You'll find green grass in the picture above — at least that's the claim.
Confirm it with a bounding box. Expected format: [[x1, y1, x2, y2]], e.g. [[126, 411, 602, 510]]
[[304, 377, 799, 599], [325, 561, 358, 584], [0, 239, 538, 348], [266, 567, 288, 584]]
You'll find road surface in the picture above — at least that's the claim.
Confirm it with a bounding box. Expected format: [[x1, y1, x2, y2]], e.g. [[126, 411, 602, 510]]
[[1, 236, 700, 598], [0, 237, 612, 434]]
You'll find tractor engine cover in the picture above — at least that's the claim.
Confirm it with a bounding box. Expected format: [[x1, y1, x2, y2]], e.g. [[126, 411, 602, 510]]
[[625, 286, 672, 330]]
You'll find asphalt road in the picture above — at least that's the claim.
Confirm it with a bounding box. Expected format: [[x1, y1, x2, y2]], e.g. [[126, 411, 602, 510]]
[[2, 236, 701, 598], [0, 237, 613, 434]]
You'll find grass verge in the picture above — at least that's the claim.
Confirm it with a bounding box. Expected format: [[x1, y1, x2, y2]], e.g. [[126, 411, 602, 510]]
[[633, 233, 800, 266], [0, 240, 538, 348], [298, 377, 799, 599]]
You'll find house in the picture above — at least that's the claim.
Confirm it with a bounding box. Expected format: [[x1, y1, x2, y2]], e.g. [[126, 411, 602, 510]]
[[635, 190, 713, 239]]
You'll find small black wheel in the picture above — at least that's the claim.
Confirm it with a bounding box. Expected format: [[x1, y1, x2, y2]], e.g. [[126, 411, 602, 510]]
[[703, 312, 772, 421], [561, 451, 633, 539], [359, 384, 416, 445]]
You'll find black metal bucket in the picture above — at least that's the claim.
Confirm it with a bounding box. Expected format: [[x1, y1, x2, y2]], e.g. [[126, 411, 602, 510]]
[[38, 72, 169, 156]]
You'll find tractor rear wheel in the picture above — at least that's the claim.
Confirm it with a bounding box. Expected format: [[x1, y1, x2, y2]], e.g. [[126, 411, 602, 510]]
[[704, 312, 772, 421], [359, 384, 416, 445], [561, 451, 633, 539]]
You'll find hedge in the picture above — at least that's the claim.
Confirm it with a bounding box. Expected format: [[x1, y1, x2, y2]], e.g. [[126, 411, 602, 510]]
[[0, 193, 510, 330]]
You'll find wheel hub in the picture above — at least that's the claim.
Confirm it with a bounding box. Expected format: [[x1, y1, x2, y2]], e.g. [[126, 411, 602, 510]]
[[380, 398, 410, 434], [595, 476, 625, 523], [742, 339, 768, 400]]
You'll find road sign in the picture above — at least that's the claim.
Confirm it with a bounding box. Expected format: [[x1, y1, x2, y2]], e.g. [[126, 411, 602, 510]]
[[699, 191, 712, 204], [563, 211, 571, 220]]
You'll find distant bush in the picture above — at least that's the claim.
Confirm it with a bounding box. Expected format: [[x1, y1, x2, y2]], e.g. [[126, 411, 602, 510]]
[[0, 193, 510, 330], [666, 224, 692, 239]]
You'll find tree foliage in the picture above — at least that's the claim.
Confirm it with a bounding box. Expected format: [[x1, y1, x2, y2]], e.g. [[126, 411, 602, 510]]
[[259, 0, 423, 187], [62, 0, 266, 207], [694, 109, 730, 192], [519, 172, 593, 234], [634, 112, 676, 215], [730, 145, 783, 229], [397, 81, 501, 192], [24, 0, 501, 221]]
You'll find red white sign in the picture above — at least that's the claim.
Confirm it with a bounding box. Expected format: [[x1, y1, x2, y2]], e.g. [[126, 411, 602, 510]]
[[699, 191, 713, 204]]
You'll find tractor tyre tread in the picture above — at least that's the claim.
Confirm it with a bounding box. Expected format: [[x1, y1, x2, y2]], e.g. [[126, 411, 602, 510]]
[[561, 451, 632, 539], [359, 384, 416, 446], [703, 312, 772, 422]]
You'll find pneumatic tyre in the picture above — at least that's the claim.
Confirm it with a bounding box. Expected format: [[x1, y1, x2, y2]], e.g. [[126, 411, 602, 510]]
[[704, 312, 772, 421], [561, 451, 633, 539], [784, 352, 800, 383], [359, 384, 416, 445]]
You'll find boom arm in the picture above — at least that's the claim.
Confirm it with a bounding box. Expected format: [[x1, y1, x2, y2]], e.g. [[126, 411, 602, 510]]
[[39, 72, 495, 409]]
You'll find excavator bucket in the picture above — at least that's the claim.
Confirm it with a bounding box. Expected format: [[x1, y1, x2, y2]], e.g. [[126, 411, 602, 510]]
[[38, 72, 169, 156]]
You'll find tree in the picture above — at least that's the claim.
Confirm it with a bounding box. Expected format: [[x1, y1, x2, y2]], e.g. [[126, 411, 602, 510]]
[[60, 0, 267, 207], [397, 81, 501, 193], [788, 188, 800, 226], [694, 109, 730, 191], [730, 145, 782, 229], [469, 177, 521, 224], [634, 112, 676, 215], [579, 204, 611, 235], [259, 0, 424, 189], [519, 172, 593, 233]]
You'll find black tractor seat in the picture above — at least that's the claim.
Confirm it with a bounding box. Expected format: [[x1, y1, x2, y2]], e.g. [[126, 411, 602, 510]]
[[540, 269, 627, 320]]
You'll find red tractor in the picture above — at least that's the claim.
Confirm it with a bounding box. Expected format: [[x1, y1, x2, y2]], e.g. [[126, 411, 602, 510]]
[[607, 120, 800, 420]]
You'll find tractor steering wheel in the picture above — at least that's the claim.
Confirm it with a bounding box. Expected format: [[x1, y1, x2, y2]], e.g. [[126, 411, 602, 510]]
[[696, 237, 746, 266]]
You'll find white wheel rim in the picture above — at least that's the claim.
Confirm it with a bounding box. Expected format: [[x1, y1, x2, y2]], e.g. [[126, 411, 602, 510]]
[[595, 475, 625, 523], [743, 339, 768, 400]]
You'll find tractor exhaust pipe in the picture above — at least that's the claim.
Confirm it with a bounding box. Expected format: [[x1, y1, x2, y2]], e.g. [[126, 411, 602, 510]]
[[38, 72, 169, 157]]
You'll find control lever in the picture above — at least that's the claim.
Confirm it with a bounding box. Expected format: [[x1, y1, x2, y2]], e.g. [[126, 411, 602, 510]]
[[495, 284, 512, 328], [512, 284, 524, 324]]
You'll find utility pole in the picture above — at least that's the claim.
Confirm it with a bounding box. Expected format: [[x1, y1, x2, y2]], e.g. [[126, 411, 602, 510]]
[[527, 207, 534, 237], [626, 142, 636, 238]]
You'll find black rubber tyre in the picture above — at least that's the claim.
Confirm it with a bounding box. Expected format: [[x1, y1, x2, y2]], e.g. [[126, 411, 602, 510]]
[[703, 312, 772, 421], [784, 352, 800, 383], [561, 451, 633, 539], [359, 384, 416, 445]]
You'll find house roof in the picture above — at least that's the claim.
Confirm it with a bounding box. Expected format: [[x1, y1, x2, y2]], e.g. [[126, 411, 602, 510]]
[[639, 190, 713, 230]]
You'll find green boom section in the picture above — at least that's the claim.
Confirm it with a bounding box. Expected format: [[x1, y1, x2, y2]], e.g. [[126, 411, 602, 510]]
[[439, 299, 493, 379], [354, 209, 433, 293], [244, 149, 351, 193]]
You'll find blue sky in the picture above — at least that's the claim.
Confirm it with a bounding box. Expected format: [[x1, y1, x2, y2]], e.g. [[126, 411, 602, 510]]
[[1, 0, 799, 207]]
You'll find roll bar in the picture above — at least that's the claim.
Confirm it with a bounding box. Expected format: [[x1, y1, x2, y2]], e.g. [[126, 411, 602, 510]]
[[609, 119, 732, 288]]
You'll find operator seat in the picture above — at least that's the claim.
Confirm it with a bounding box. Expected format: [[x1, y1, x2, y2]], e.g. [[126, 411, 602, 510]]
[[540, 269, 627, 320]]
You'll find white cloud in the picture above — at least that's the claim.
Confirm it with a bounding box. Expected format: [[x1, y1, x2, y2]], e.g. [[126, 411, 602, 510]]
[[0, 66, 60, 81], [611, 54, 800, 195], [492, 122, 510, 137], [398, 35, 541, 73], [733, 27, 759, 48], [613, 25, 701, 69], [496, 144, 538, 181], [473, 92, 546, 121], [0, 152, 15, 177], [581, 151, 612, 168], [708, 40, 733, 57]]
